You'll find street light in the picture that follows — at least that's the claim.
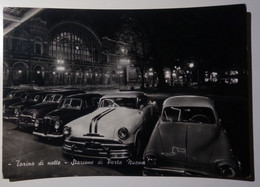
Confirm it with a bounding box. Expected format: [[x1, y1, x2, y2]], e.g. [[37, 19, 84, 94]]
[[56, 59, 65, 85], [188, 62, 195, 69]]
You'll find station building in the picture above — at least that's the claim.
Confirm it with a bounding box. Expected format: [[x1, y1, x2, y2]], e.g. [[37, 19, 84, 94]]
[[3, 8, 124, 87]]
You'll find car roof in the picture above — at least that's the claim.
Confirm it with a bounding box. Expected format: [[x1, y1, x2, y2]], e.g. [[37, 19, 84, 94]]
[[163, 95, 215, 109], [101, 91, 146, 99], [9, 89, 39, 94], [66, 93, 102, 99], [43, 89, 85, 96]]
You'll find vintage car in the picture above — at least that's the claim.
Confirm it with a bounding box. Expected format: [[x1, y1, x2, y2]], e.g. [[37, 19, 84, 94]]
[[3, 89, 40, 120], [3, 87, 19, 98], [143, 95, 240, 178], [62, 91, 158, 160], [3, 91, 47, 120], [17, 89, 85, 130], [33, 93, 102, 139]]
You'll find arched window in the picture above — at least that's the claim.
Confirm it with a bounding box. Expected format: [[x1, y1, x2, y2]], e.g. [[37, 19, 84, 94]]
[[12, 29, 31, 55], [49, 22, 102, 64], [34, 37, 43, 55]]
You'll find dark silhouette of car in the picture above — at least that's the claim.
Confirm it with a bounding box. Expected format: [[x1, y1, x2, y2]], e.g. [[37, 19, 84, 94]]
[[33, 93, 102, 139], [3, 87, 19, 98], [3, 89, 40, 120], [17, 89, 85, 130], [143, 95, 240, 178], [62, 91, 158, 160], [4, 91, 47, 120]]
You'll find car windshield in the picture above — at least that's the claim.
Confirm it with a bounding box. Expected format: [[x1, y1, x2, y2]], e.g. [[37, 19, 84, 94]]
[[33, 95, 40, 102], [60, 98, 82, 110], [99, 98, 137, 109], [162, 106, 216, 124], [43, 94, 62, 103], [7, 92, 23, 99]]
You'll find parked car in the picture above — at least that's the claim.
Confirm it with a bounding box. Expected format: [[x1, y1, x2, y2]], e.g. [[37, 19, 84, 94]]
[[4, 91, 47, 120], [33, 93, 102, 139], [3, 89, 40, 120], [62, 91, 158, 160], [17, 89, 85, 130], [3, 87, 19, 98], [143, 95, 240, 178]]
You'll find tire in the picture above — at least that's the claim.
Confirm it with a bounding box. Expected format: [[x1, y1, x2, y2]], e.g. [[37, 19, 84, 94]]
[[218, 165, 237, 178]]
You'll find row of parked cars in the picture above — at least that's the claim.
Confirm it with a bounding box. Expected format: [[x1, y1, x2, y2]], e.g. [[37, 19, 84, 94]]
[[3, 87, 240, 178]]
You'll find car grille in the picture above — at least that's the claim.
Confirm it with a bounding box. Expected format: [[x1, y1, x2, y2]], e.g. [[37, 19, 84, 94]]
[[19, 114, 33, 125], [69, 136, 122, 145], [63, 136, 133, 159], [39, 117, 56, 135]]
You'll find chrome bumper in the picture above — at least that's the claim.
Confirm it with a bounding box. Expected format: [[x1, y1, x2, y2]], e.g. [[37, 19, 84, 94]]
[[33, 131, 64, 138], [63, 139, 133, 159], [3, 116, 18, 120], [18, 114, 35, 127]]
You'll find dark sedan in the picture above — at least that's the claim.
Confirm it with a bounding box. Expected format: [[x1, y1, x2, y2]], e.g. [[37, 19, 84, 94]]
[[143, 95, 240, 178], [4, 91, 48, 120], [33, 93, 102, 139], [17, 89, 85, 130], [3, 89, 40, 120]]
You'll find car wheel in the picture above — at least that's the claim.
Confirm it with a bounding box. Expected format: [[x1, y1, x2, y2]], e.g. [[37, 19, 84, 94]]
[[218, 165, 236, 178]]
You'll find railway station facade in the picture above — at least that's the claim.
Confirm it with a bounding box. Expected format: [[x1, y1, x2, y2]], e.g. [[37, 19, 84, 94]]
[[3, 17, 126, 87]]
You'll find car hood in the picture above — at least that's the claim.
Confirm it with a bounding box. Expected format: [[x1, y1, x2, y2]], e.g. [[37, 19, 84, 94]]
[[11, 100, 37, 109], [46, 108, 86, 123], [25, 102, 58, 110], [23, 102, 59, 117], [66, 107, 142, 141], [47, 108, 81, 117], [3, 98, 21, 106], [145, 121, 221, 164]]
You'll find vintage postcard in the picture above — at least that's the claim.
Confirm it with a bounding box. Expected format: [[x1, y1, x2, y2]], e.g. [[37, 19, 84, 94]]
[[2, 4, 253, 181]]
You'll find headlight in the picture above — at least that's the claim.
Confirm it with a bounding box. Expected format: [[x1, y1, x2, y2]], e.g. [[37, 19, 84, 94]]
[[118, 127, 129, 140], [14, 108, 20, 117], [34, 120, 40, 127], [63, 126, 71, 136], [54, 121, 61, 130], [32, 111, 38, 119], [145, 155, 157, 167]]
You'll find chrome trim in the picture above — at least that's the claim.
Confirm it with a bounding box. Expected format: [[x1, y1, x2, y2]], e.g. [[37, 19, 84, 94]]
[[20, 114, 33, 118], [64, 139, 130, 147], [143, 167, 213, 176], [5, 116, 19, 119], [143, 167, 185, 174], [18, 122, 34, 126], [33, 131, 64, 138], [63, 151, 130, 159]]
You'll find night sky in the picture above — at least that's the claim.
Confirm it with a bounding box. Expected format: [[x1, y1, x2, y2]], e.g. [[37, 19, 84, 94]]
[[36, 4, 247, 70]]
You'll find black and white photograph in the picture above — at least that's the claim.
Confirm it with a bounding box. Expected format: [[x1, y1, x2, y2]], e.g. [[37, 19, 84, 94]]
[[1, 2, 254, 183]]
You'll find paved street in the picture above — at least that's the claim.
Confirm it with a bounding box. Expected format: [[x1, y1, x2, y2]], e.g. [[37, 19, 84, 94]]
[[2, 121, 132, 180]]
